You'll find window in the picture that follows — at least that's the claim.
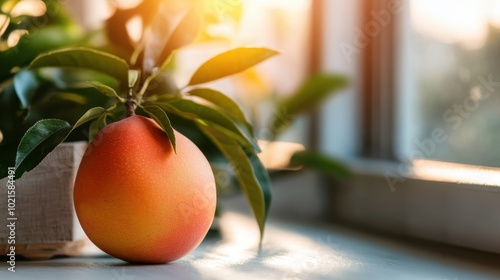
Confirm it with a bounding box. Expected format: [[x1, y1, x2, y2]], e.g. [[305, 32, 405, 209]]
[[403, 0, 500, 168], [319, 0, 500, 171], [317, 0, 500, 254], [320, 0, 500, 168]]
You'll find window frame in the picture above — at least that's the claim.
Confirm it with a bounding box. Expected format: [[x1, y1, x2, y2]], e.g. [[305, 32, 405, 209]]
[[315, 0, 500, 254]]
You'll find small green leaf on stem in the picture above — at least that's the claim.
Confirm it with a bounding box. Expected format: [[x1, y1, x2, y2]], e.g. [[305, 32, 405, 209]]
[[14, 107, 106, 179], [128, 69, 140, 88], [142, 105, 177, 153], [188, 47, 279, 86], [75, 82, 125, 102], [188, 88, 253, 133], [88, 114, 106, 142], [74, 107, 107, 128], [29, 47, 129, 83], [168, 99, 259, 152], [142, 71, 180, 99], [15, 119, 71, 179]]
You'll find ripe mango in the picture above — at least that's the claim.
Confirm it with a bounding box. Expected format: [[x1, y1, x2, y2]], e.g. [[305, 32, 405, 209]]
[[74, 115, 216, 263]]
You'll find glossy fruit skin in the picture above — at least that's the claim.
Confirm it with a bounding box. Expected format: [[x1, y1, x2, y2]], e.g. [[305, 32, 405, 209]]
[[74, 115, 216, 263]]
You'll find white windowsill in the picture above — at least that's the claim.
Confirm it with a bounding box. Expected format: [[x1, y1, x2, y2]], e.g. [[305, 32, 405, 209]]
[[3, 171, 500, 279], [325, 158, 500, 255], [5, 209, 500, 280]]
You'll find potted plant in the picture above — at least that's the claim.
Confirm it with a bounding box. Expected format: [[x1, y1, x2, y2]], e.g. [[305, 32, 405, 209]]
[[1, 0, 348, 262], [0, 0, 117, 258]]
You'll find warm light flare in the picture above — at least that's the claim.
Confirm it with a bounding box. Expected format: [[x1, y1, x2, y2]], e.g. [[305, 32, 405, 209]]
[[7, 29, 28, 47], [410, 0, 492, 49], [111, 0, 142, 9], [10, 0, 46, 17], [258, 140, 305, 170], [244, 0, 309, 10], [490, 0, 500, 27], [193, 213, 351, 276], [1, 0, 16, 12], [413, 159, 500, 186], [0, 14, 9, 37], [125, 15, 143, 43]]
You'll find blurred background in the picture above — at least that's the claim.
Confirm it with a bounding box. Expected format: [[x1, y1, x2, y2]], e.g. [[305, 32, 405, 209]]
[[8, 0, 500, 169], [407, 0, 500, 167], [62, 0, 313, 146]]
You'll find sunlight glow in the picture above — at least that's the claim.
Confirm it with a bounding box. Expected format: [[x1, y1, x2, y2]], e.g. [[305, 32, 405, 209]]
[[7, 29, 28, 47], [410, 0, 500, 49], [413, 159, 500, 186], [173, 0, 310, 95], [111, 0, 142, 9], [490, 1, 500, 27], [126, 15, 142, 43], [0, 15, 9, 37], [245, 0, 309, 10], [10, 0, 46, 17], [193, 212, 350, 277], [258, 140, 305, 170], [192, 213, 259, 271]]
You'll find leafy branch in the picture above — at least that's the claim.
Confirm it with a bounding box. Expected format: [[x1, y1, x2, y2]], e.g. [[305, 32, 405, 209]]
[[5, 2, 279, 240]]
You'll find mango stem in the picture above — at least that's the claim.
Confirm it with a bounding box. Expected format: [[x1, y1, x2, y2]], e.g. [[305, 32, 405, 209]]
[[125, 88, 136, 117]]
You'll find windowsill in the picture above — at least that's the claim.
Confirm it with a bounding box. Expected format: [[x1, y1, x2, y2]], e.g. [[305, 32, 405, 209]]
[[324, 158, 500, 255], [5, 209, 500, 279], [5, 167, 500, 279]]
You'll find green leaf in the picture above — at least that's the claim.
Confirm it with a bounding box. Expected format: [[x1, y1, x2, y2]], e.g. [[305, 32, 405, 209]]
[[143, 72, 180, 99], [75, 81, 125, 102], [29, 47, 129, 84], [14, 119, 71, 179], [289, 151, 350, 178], [128, 69, 140, 88], [248, 153, 272, 218], [14, 107, 106, 179], [202, 119, 256, 152], [143, 3, 200, 75], [270, 74, 348, 139], [73, 107, 107, 129], [138, 70, 179, 99], [0, 25, 85, 81], [88, 114, 106, 142], [163, 99, 259, 152], [197, 123, 270, 241], [13, 69, 40, 109], [188, 88, 252, 133], [188, 47, 279, 86], [142, 105, 177, 153]]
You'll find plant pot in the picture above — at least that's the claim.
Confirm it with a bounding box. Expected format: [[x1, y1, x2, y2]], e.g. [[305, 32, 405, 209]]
[[0, 142, 88, 260]]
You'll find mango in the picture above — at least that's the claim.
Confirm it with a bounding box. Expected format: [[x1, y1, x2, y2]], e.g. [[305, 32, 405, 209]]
[[74, 115, 216, 263]]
